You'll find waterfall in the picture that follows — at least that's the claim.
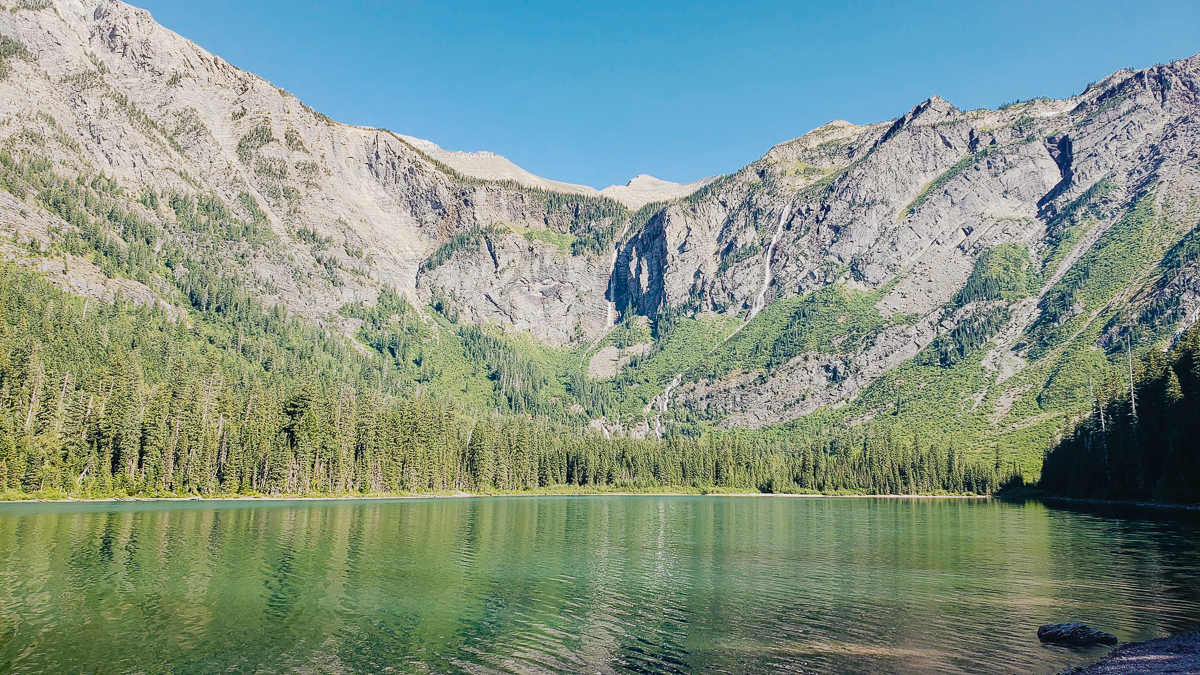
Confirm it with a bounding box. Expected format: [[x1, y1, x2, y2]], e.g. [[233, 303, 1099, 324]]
[[749, 204, 792, 320], [645, 373, 683, 415], [659, 373, 682, 412]]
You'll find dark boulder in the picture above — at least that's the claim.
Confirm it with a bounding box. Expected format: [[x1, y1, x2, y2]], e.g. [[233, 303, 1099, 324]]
[[1038, 623, 1119, 646]]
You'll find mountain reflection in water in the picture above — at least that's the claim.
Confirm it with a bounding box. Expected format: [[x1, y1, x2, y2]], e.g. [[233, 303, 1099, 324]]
[[0, 496, 1198, 674]]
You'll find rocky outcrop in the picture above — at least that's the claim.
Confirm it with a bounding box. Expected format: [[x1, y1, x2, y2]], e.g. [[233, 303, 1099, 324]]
[[680, 312, 944, 429], [418, 229, 610, 345], [1038, 623, 1119, 647], [587, 342, 652, 380]]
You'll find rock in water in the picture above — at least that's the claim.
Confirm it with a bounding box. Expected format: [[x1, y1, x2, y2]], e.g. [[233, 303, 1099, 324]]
[[1038, 623, 1119, 646]]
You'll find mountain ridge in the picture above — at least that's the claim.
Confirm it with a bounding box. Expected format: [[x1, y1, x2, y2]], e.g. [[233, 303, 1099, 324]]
[[397, 135, 716, 209]]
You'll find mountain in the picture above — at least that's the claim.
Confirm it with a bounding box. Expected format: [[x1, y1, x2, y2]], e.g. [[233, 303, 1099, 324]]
[[395, 134, 600, 198], [600, 175, 719, 209], [394, 139, 713, 210], [1, 0, 1199, 479]]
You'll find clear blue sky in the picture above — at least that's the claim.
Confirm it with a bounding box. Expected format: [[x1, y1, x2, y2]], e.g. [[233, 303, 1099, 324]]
[[135, 0, 1200, 190]]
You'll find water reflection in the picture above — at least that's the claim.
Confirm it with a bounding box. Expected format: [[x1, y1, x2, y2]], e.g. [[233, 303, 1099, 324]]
[[0, 497, 1197, 674]]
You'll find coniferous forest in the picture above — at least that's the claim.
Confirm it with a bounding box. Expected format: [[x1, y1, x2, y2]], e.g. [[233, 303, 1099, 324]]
[[0, 263, 1008, 499], [1038, 325, 1200, 504]]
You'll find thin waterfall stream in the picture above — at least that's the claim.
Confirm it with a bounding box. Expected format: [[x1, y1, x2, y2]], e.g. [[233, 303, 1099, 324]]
[[749, 204, 792, 319]]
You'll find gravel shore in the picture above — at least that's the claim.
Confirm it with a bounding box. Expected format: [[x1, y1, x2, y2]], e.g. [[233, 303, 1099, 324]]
[[1064, 633, 1200, 674]]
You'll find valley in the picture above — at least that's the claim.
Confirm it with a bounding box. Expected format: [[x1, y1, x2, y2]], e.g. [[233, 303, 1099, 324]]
[[0, 0, 1197, 498]]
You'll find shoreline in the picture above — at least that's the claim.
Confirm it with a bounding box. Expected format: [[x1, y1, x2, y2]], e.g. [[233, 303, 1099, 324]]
[[1038, 495, 1200, 513], [1063, 632, 1200, 674], [9, 491, 1198, 510], [0, 491, 995, 505]]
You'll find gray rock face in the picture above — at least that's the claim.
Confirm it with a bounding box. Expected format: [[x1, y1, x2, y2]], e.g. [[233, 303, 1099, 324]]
[[680, 312, 945, 429], [418, 230, 610, 345], [1038, 623, 1119, 646]]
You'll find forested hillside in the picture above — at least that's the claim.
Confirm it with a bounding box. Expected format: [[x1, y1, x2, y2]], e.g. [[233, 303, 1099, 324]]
[[0, 263, 1009, 497], [1039, 326, 1200, 504]]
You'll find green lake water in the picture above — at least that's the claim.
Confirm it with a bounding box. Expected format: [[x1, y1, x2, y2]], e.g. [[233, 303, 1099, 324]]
[[0, 496, 1198, 674]]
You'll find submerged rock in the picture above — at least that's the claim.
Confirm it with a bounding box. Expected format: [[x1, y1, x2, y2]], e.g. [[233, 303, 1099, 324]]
[[1039, 623, 1119, 646]]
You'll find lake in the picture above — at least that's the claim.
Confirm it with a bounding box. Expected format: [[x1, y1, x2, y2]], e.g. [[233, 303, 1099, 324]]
[[0, 496, 1198, 674]]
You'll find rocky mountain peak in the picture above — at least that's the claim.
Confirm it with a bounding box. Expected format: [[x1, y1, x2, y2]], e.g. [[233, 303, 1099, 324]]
[[625, 174, 675, 188], [599, 174, 715, 209], [899, 95, 962, 128], [872, 95, 963, 147], [397, 134, 599, 197]]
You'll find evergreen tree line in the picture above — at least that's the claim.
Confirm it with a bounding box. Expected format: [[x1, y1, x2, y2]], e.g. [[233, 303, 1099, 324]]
[[1039, 325, 1200, 504], [0, 263, 1012, 498]]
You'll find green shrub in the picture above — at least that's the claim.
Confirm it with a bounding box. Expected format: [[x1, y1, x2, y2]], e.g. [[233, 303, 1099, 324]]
[[1030, 193, 1169, 355], [284, 129, 306, 153], [1042, 179, 1115, 271], [420, 227, 496, 274], [0, 35, 31, 81], [236, 124, 274, 163], [523, 228, 575, 253], [690, 286, 886, 383], [717, 242, 761, 274], [923, 305, 1011, 367]]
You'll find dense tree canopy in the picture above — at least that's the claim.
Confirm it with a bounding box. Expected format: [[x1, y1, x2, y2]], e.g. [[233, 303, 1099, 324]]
[[1039, 325, 1200, 504]]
